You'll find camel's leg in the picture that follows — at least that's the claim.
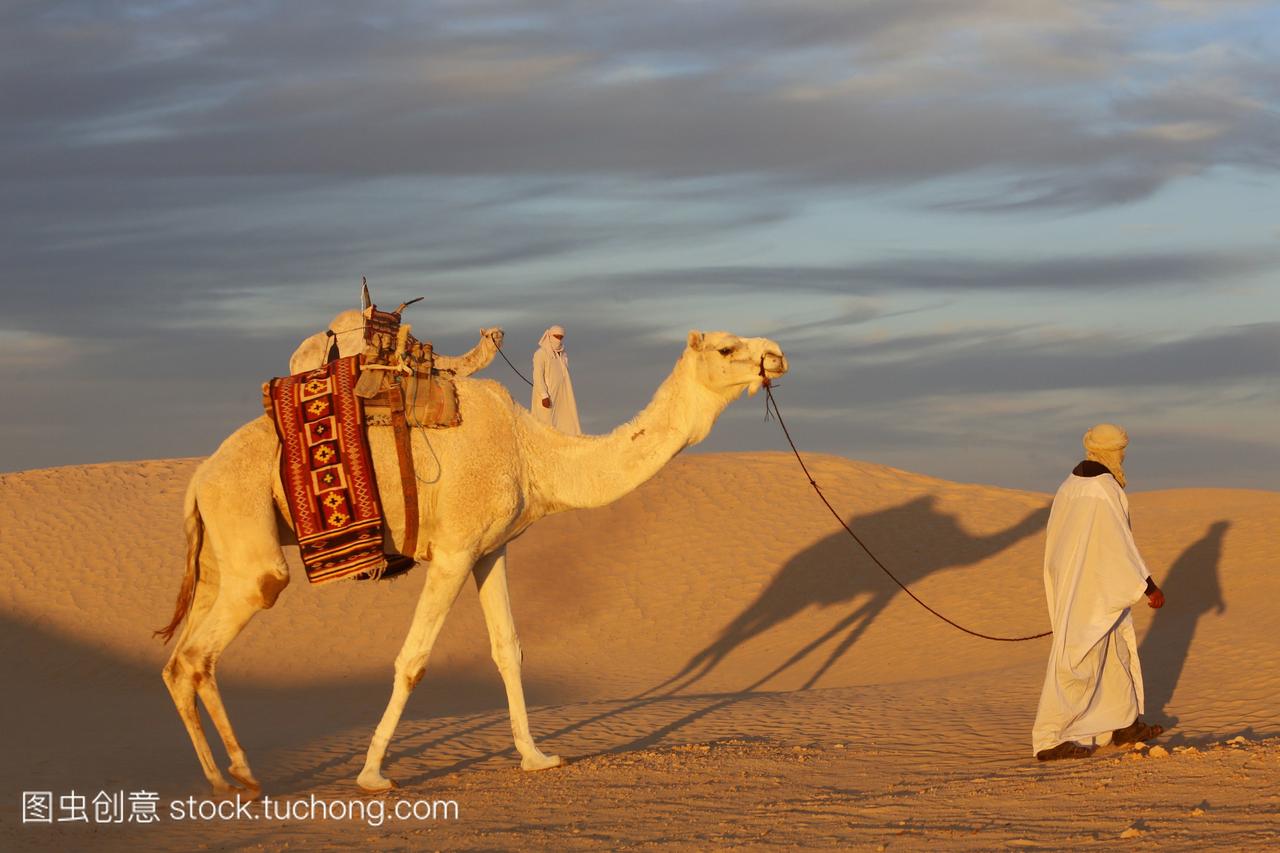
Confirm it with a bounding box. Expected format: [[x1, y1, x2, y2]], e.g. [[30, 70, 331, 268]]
[[163, 605, 231, 793], [163, 423, 288, 795], [800, 592, 889, 690], [357, 549, 474, 792], [473, 547, 562, 771], [164, 567, 285, 795], [190, 507, 290, 793], [193, 578, 283, 793], [745, 597, 878, 692]]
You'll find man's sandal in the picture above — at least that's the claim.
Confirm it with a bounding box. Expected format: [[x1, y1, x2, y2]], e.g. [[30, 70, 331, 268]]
[[1036, 741, 1096, 761], [1112, 718, 1165, 746]]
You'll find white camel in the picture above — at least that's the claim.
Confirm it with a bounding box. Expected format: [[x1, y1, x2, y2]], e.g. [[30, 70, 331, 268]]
[[157, 329, 787, 794], [289, 308, 505, 376]]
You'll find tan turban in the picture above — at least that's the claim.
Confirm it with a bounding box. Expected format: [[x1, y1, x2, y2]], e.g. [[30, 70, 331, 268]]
[[1083, 423, 1128, 487]]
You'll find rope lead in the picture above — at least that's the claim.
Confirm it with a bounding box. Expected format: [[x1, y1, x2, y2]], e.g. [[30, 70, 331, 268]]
[[497, 344, 534, 387], [764, 384, 1051, 642]]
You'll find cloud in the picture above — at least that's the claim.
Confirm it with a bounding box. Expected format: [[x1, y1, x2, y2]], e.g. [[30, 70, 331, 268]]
[[717, 322, 1280, 490], [0, 330, 86, 370], [779, 321, 1280, 406], [0, 173, 789, 337], [573, 248, 1280, 295], [2, 1, 1276, 214], [1, 1, 1277, 490]]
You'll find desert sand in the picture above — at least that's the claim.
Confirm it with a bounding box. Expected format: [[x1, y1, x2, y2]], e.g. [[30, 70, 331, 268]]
[[1, 449, 1276, 850]]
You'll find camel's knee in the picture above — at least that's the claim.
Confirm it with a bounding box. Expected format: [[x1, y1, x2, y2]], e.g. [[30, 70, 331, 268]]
[[162, 656, 181, 690], [162, 649, 211, 701], [169, 647, 216, 688], [393, 655, 428, 691]]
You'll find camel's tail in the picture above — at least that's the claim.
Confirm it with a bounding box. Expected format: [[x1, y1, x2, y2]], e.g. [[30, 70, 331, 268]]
[[154, 478, 204, 643]]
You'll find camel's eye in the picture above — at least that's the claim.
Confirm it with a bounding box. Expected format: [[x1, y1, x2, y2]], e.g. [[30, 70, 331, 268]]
[[718, 347, 734, 356]]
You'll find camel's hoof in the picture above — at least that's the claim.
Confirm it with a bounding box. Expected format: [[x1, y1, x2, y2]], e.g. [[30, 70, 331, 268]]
[[228, 768, 263, 799], [210, 780, 245, 799], [357, 771, 398, 793], [521, 753, 563, 772]]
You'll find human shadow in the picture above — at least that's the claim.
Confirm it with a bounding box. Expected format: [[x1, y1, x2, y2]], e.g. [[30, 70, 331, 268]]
[[646, 495, 1050, 697], [1139, 520, 1229, 727]]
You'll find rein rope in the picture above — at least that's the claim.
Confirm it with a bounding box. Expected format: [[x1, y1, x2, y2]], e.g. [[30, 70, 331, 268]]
[[496, 343, 535, 387], [762, 377, 1051, 642]]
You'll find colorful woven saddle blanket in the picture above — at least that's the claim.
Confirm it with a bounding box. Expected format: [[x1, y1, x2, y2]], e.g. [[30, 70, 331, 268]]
[[264, 356, 405, 585], [264, 298, 466, 585]]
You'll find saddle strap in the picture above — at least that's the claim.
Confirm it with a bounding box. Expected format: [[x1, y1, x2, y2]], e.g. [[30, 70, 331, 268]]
[[387, 384, 420, 559]]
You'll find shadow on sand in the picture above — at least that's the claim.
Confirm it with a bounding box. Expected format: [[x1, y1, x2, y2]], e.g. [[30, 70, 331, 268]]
[[12, 516, 1242, 796], [400, 514, 1250, 785], [648, 495, 1049, 696], [396, 495, 1054, 782], [0, 612, 515, 797], [1140, 520, 1229, 728]]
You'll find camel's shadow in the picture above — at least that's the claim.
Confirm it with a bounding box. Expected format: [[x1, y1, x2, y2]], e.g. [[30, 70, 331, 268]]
[[652, 494, 1050, 695], [386, 495, 1051, 786]]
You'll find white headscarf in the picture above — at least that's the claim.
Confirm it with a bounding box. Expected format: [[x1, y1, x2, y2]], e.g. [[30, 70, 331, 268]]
[[1083, 423, 1129, 488], [538, 325, 567, 360]]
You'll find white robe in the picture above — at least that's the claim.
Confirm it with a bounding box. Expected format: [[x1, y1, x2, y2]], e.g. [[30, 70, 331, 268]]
[[531, 346, 581, 435], [1031, 472, 1151, 755]]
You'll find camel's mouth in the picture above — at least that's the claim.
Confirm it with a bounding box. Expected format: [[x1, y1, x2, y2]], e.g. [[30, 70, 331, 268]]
[[748, 351, 789, 396]]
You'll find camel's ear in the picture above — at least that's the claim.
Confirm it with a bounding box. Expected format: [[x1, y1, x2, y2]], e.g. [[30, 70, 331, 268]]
[[687, 330, 704, 350]]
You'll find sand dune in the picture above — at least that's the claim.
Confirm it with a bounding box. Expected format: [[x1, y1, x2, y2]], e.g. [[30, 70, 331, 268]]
[[1, 452, 1276, 849]]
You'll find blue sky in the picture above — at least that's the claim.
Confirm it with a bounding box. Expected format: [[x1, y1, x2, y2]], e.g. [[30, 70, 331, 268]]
[[1, 0, 1277, 490]]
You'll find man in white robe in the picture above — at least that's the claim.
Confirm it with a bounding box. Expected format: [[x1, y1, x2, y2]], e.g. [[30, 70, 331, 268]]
[[1032, 423, 1166, 761], [531, 325, 582, 435]]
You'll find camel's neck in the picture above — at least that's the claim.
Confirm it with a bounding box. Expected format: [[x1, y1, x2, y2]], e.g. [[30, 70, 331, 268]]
[[524, 351, 735, 514], [434, 335, 498, 376]]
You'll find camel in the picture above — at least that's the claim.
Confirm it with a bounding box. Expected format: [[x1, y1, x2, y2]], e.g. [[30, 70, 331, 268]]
[[157, 329, 788, 794], [288, 307, 505, 376]]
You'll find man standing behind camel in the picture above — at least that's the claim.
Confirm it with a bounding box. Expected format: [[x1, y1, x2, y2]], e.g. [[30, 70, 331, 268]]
[[532, 325, 581, 435], [1032, 423, 1166, 761]]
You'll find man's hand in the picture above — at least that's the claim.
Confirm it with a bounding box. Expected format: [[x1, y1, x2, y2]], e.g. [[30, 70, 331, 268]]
[[1147, 588, 1165, 609], [541, 397, 552, 409]]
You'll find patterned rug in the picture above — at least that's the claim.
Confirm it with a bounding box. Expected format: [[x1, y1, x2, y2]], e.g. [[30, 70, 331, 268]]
[[265, 356, 392, 584]]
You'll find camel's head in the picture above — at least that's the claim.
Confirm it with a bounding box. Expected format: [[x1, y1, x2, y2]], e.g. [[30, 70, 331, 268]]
[[685, 330, 788, 398], [329, 309, 368, 343]]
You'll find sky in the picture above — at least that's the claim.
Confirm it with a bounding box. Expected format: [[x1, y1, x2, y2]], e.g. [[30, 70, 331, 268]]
[[1, 0, 1277, 492]]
